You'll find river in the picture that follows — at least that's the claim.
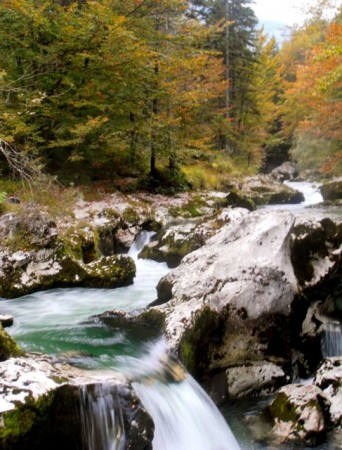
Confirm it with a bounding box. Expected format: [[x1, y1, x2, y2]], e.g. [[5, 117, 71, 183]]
[[0, 181, 341, 449]]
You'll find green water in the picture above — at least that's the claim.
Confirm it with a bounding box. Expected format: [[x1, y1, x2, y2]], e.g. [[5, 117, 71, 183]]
[[0, 256, 169, 369]]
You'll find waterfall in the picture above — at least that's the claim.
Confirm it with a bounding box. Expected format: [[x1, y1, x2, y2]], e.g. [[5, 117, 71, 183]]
[[119, 339, 240, 450], [321, 322, 342, 357], [128, 230, 155, 258], [80, 384, 125, 450]]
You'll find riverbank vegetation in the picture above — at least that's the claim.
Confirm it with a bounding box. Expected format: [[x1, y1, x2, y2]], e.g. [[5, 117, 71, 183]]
[[0, 0, 341, 196]]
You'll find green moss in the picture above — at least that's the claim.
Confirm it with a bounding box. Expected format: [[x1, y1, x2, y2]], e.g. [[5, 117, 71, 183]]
[[0, 326, 23, 361], [269, 392, 299, 423], [0, 385, 83, 450], [179, 307, 221, 377], [0, 392, 55, 448], [138, 309, 166, 331], [169, 196, 207, 218], [122, 206, 140, 225]]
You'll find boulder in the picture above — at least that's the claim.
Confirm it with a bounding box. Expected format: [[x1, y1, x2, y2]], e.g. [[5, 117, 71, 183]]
[[268, 384, 330, 446], [0, 249, 135, 298], [290, 217, 342, 287], [139, 208, 249, 268], [0, 325, 22, 361], [0, 209, 57, 248], [270, 161, 299, 182], [314, 357, 342, 426], [237, 175, 304, 205], [0, 354, 154, 450], [226, 361, 286, 398], [320, 179, 342, 201], [148, 210, 298, 383], [0, 315, 13, 328]]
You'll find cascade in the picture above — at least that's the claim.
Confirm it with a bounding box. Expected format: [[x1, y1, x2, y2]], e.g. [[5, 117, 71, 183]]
[[321, 322, 342, 357], [80, 383, 125, 450], [120, 340, 241, 450], [128, 230, 155, 258]]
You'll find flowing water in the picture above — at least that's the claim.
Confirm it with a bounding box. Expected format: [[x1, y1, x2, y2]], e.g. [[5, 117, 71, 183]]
[[80, 383, 125, 450], [1, 183, 341, 450], [0, 232, 169, 368], [0, 231, 240, 449], [264, 180, 342, 220], [321, 322, 342, 357]]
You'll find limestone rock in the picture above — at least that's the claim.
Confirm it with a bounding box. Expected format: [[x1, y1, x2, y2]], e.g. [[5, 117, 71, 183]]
[[268, 384, 330, 445], [314, 357, 342, 426], [290, 217, 342, 287], [139, 208, 249, 268], [0, 315, 13, 328], [0, 326, 22, 362], [0, 209, 57, 248], [226, 362, 286, 398], [0, 354, 154, 450], [149, 210, 298, 382], [270, 161, 299, 182], [0, 249, 135, 298], [320, 178, 342, 201], [237, 175, 304, 205]]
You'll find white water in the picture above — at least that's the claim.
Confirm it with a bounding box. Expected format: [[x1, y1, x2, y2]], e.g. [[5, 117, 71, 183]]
[[284, 180, 323, 207], [321, 322, 342, 357], [1, 184, 338, 450], [124, 340, 240, 450], [80, 384, 125, 450], [0, 232, 168, 338], [0, 231, 241, 449]]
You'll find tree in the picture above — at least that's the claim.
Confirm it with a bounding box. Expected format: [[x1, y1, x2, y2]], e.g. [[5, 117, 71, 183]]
[[0, 0, 150, 180], [190, 0, 258, 157], [279, 4, 342, 174]]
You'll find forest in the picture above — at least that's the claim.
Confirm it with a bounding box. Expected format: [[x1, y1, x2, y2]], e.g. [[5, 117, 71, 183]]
[[0, 0, 341, 194]]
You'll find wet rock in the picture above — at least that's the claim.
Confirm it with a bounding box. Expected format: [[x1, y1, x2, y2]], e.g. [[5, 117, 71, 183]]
[[226, 362, 286, 398], [314, 357, 342, 426], [237, 175, 304, 205], [320, 179, 342, 201], [0, 355, 154, 450], [0, 314, 13, 328], [268, 384, 330, 446], [152, 210, 298, 381]]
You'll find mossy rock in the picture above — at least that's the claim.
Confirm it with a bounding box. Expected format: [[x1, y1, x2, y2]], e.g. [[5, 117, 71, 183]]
[[320, 180, 342, 201], [0, 385, 82, 450], [179, 307, 222, 378], [267, 190, 304, 205], [268, 391, 300, 423], [139, 233, 203, 268], [220, 190, 255, 211], [0, 383, 154, 450], [0, 326, 22, 361], [83, 255, 136, 288]]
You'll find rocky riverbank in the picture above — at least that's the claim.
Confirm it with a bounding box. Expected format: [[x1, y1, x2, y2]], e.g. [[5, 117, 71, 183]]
[[0, 174, 341, 448]]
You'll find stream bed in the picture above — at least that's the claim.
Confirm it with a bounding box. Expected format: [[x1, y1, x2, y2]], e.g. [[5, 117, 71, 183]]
[[1, 181, 341, 449]]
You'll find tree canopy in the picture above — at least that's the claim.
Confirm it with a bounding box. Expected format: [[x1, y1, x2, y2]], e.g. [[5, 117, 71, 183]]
[[0, 0, 340, 189]]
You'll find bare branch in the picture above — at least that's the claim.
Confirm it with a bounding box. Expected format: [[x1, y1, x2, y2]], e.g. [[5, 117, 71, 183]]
[[0, 138, 43, 187]]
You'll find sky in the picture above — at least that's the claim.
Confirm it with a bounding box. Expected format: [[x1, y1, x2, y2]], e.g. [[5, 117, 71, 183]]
[[252, 0, 315, 26]]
